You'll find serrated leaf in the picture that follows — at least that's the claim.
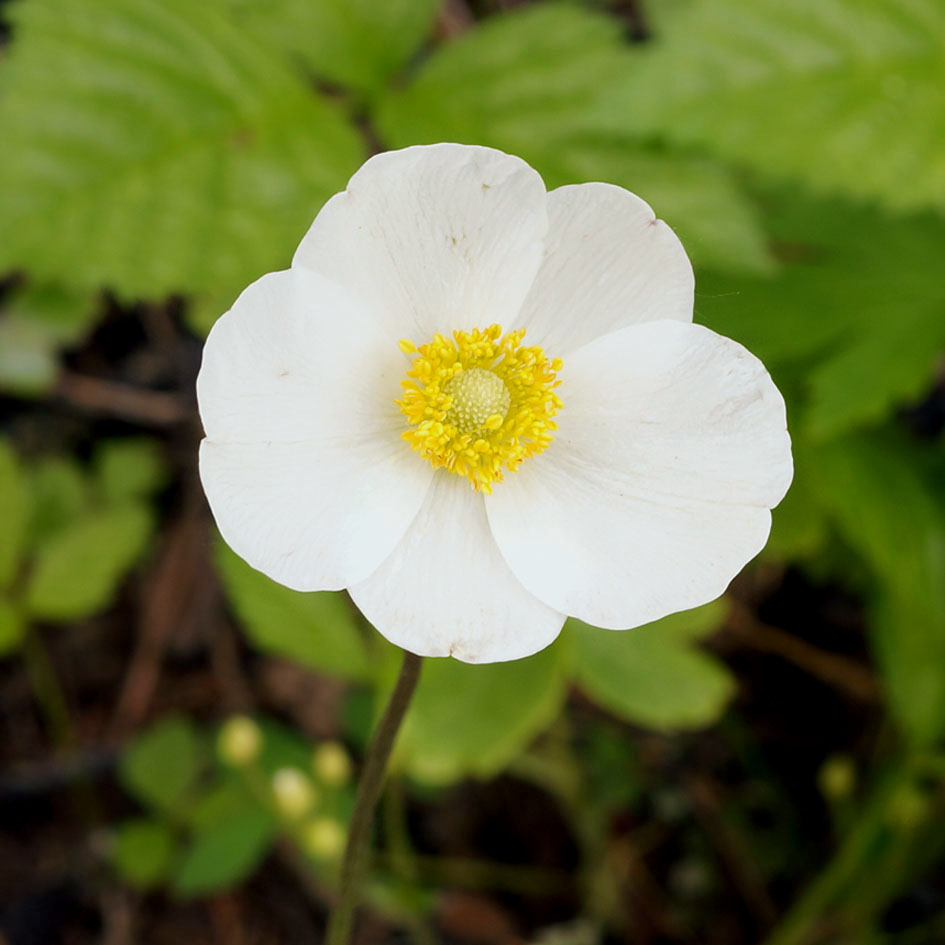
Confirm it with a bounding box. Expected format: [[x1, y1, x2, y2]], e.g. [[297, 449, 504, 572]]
[[568, 603, 734, 731], [596, 0, 945, 213], [0, 440, 28, 588], [94, 438, 168, 503], [696, 194, 945, 437], [218, 0, 440, 96], [112, 819, 176, 889], [121, 717, 203, 813], [374, 6, 771, 275], [396, 644, 567, 785], [376, 4, 629, 160], [0, 0, 362, 300], [812, 433, 945, 744], [172, 807, 275, 897], [25, 503, 152, 621], [215, 541, 370, 681], [537, 141, 774, 275]]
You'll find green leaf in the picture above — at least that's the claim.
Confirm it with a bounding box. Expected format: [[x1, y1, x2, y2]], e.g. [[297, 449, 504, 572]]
[[0, 440, 28, 589], [215, 541, 370, 681], [255, 717, 317, 775], [595, 0, 945, 214], [537, 141, 774, 276], [640, 599, 729, 642], [218, 0, 440, 96], [396, 644, 567, 785], [25, 503, 152, 621], [0, 598, 26, 657], [871, 590, 945, 749], [0, 285, 98, 395], [188, 774, 258, 829], [183, 286, 245, 338], [696, 194, 945, 438], [0, 0, 362, 301], [121, 717, 203, 813], [813, 434, 945, 744], [0, 317, 59, 394], [172, 807, 275, 897], [375, 5, 771, 275], [26, 457, 90, 549], [763, 462, 828, 563], [94, 438, 168, 503], [376, 4, 629, 160], [568, 601, 734, 731], [112, 819, 176, 889]]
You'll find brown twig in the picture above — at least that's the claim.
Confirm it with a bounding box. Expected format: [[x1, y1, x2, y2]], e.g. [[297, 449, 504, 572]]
[[56, 371, 190, 426], [722, 600, 879, 704], [209, 618, 253, 712], [684, 775, 778, 934], [209, 894, 247, 945], [99, 887, 137, 945], [109, 499, 215, 737], [608, 834, 700, 944]]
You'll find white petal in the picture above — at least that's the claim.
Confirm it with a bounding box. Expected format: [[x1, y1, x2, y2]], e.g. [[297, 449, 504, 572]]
[[198, 268, 407, 444], [487, 320, 793, 629], [293, 143, 548, 341], [350, 473, 565, 663], [516, 183, 694, 356], [198, 268, 432, 591]]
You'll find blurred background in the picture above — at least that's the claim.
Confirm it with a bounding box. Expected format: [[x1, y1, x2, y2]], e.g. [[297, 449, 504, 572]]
[[1, 0, 944, 943]]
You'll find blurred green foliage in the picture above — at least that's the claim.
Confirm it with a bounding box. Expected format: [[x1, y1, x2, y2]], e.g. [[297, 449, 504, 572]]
[[113, 715, 354, 895], [2, 0, 945, 940], [0, 285, 97, 393], [594, 0, 945, 214], [0, 437, 162, 653], [217, 537, 734, 782]]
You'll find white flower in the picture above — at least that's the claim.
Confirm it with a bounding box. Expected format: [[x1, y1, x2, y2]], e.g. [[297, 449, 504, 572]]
[[198, 143, 792, 664]]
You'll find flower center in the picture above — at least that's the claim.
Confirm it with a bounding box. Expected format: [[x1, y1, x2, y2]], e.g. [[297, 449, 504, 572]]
[[397, 324, 562, 493], [443, 368, 511, 434]]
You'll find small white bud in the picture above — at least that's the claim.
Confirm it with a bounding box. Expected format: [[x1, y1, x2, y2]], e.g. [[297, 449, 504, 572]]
[[818, 754, 856, 801], [217, 715, 262, 766], [272, 767, 317, 819], [312, 741, 353, 788], [302, 817, 346, 860]]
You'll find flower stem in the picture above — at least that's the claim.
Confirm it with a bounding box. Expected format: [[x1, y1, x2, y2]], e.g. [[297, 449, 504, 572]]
[[325, 650, 423, 945]]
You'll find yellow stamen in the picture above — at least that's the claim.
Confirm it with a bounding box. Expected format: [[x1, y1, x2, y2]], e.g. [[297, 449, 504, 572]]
[[396, 324, 563, 493]]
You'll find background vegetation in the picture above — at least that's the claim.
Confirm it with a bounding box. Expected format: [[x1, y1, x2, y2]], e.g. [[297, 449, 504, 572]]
[[1, 1, 944, 943]]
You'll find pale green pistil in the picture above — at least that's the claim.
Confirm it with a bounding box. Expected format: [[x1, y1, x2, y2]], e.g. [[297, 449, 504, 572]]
[[444, 368, 511, 434]]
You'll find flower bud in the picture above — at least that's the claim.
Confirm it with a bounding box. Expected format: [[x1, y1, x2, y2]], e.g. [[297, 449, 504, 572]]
[[302, 817, 346, 860], [272, 767, 317, 819], [312, 741, 353, 788], [818, 755, 855, 801], [217, 715, 262, 767]]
